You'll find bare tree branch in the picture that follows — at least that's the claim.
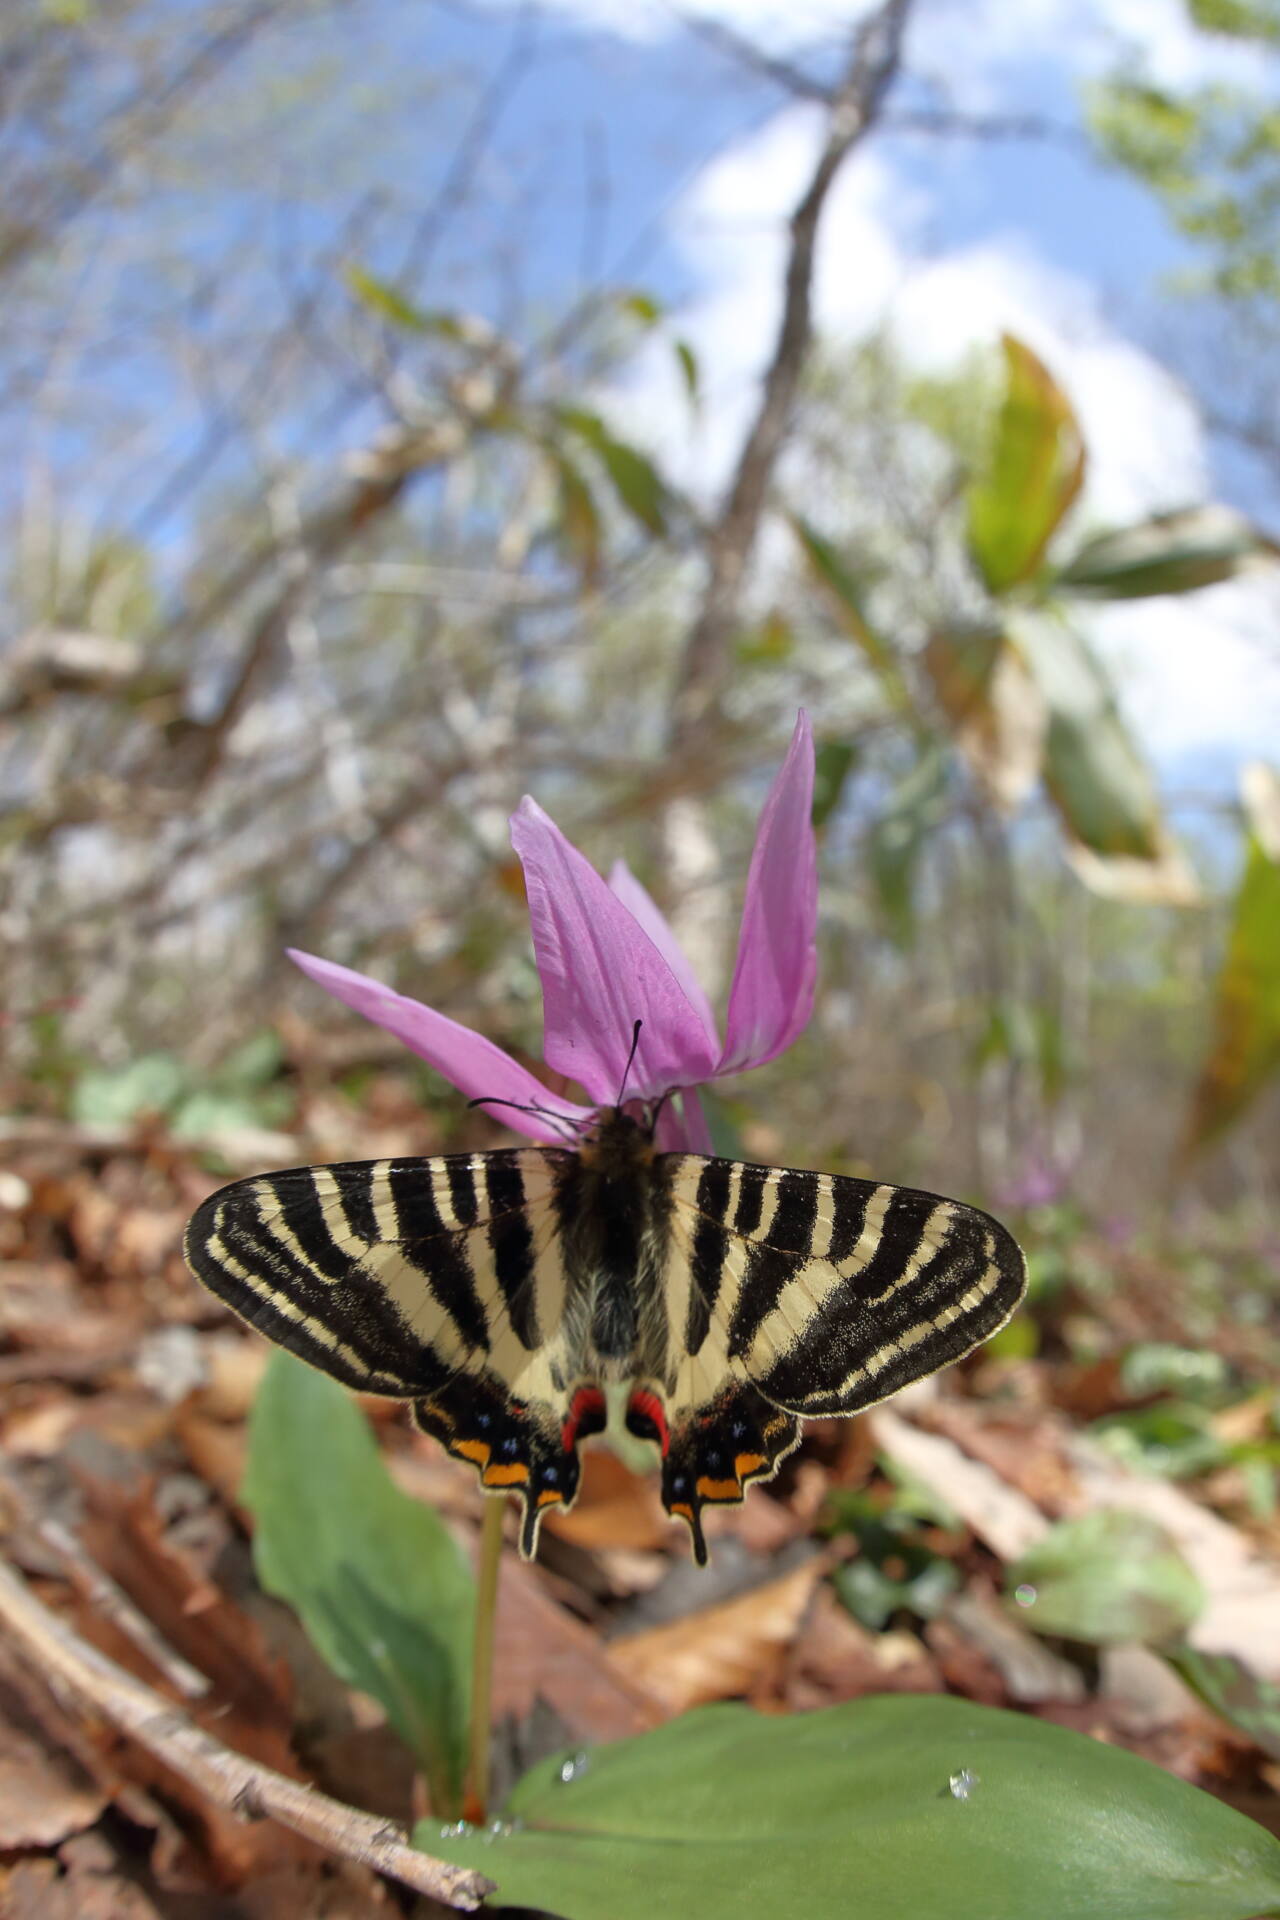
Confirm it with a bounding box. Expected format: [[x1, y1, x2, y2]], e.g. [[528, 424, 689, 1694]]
[[669, 0, 913, 753]]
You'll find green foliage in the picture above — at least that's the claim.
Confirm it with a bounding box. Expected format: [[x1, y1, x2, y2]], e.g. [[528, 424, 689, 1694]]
[[966, 334, 1085, 594], [555, 407, 669, 536], [1006, 1509, 1205, 1645], [826, 1491, 959, 1628], [1015, 615, 1163, 862], [1057, 506, 1277, 600], [810, 737, 859, 828], [791, 515, 915, 720], [1089, 15, 1280, 298], [1188, 767, 1280, 1144], [69, 1032, 292, 1137], [424, 1695, 1280, 1919], [867, 744, 950, 944], [243, 1354, 474, 1818], [1167, 1645, 1280, 1760]]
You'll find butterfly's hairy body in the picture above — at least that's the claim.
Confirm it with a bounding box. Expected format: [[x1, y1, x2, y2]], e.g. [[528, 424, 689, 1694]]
[[549, 1122, 677, 1381], [185, 1106, 1026, 1563]]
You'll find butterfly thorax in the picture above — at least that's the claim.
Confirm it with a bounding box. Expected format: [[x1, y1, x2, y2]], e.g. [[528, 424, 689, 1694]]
[[550, 1107, 675, 1376]]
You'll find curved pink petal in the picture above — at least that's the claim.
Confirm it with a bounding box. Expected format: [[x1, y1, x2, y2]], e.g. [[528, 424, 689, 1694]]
[[654, 1085, 714, 1154], [287, 949, 591, 1145], [510, 799, 720, 1105], [607, 860, 719, 1054], [719, 711, 818, 1074]]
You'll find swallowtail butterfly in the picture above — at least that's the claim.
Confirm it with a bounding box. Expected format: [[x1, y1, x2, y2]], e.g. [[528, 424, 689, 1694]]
[[185, 1106, 1025, 1563]]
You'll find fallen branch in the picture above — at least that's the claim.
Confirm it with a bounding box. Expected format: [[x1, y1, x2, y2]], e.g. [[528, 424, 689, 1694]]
[[0, 1555, 494, 1911], [0, 1465, 210, 1702]]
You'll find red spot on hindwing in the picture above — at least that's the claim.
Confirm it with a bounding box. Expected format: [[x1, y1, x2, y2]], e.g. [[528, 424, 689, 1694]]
[[626, 1387, 670, 1457], [561, 1384, 607, 1454]]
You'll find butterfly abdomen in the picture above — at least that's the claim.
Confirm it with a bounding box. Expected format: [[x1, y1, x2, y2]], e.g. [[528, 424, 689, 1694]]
[[551, 1111, 677, 1369]]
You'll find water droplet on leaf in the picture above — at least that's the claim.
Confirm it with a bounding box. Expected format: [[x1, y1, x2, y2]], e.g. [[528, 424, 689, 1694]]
[[557, 1750, 590, 1784], [1013, 1583, 1037, 1608], [948, 1769, 980, 1801], [439, 1820, 474, 1839]]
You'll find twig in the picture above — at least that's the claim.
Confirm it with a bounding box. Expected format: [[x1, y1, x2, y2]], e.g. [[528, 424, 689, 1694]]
[[0, 1464, 210, 1701], [0, 1555, 494, 1911]]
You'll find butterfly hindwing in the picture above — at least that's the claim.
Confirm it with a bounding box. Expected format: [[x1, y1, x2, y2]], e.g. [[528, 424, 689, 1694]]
[[647, 1154, 1025, 1556], [185, 1148, 588, 1546]]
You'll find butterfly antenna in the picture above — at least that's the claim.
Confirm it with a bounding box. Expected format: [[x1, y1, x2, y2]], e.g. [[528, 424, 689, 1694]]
[[616, 1019, 643, 1108], [468, 1095, 580, 1140]]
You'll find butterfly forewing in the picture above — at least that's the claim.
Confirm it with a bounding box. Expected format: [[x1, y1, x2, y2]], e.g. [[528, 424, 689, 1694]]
[[185, 1117, 1026, 1566], [664, 1156, 1024, 1415]]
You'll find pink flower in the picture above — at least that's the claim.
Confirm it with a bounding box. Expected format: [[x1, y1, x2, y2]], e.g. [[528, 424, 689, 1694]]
[[288, 713, 816, 1151]]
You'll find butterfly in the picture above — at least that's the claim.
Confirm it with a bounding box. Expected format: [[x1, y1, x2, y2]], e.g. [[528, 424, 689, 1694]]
[[184, 1103, 1025, 1564]]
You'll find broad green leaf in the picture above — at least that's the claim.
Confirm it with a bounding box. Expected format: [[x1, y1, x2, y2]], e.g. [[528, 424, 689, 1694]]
[[868, 744, 950, 945], [924, 624, 1046, 811], [1188, 764, 1280, 1145], [1166, 1645, 1280, 1761], [1057, 505, 1278, 600], [967, 334, 1085, 595], [243, 1353, 474, 1817], [619, 290, 663, 325], [1006, 1509, 1204, 1645], [1014, 614, 1194, 896], [791, 516, 913, 719], [423, 1695, 1280, 1920]]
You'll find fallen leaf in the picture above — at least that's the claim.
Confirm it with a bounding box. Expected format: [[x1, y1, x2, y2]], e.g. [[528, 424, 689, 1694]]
[[0, 1688, 107, 1848], [608, 1557, 825, 1714], [785, 1582, 941, 1710], [490, 1544, 663, 1741], [542, 1447, 671, 1552]]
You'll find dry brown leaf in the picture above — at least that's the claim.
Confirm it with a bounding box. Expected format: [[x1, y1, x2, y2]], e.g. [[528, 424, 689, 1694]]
[[609, 1557, 825, 1714], [0, 1689, 108, 1849], [542, 1447, 672, 1552], [490, 1546, 665, 1741], [785, 1583, 941, 1712]]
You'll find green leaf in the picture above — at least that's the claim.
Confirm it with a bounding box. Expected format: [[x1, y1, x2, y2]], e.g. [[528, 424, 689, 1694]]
[[70, 1052, 188, 1126], [791, 516, 913, 718], [243, 1353, 474, 1817], [1188, 765, 1280, 1145], [674, 338, 699, 403], [423, 1695, 1280, 1920], [868, 745, 950, 946], [811, 738, 859, 828], [1015, 614, 1176, 873], [555, 408, 668, 536], [1006, 1509, 1205, 1645], [924, 624, 1046, 811], [1166, 1645, 1280, 1761], [1057, 505, 1277, 600], [967, 334, 1085, 595], [550, 450, 604, 584], [345, 266, 443, 334]]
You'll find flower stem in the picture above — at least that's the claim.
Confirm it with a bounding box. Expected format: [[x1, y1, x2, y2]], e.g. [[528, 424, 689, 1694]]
[[462, 1494, 504, 1826]]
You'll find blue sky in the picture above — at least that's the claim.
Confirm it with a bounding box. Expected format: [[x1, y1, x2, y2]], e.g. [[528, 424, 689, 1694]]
[[23, 0, 1280, 786]]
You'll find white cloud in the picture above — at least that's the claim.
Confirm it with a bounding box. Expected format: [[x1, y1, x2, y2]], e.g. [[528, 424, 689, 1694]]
[[615, 101, 1280, 772]]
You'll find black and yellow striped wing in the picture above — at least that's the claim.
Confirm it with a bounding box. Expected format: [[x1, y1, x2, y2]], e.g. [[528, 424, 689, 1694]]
[[646, 1157, 1025, 1562], [184, 1149, 586, 1550]]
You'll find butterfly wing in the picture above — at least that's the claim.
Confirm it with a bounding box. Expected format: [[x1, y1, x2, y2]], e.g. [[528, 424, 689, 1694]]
[[184, 1148, 586, 1550], [649, 1157, 1025, 1561]]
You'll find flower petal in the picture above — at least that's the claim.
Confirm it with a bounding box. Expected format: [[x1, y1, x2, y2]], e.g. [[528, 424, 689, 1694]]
[[607, 859, 719, 1054], [654, 1086, 714, 1154], [719, 711, 818, 1074], [510, 799, 720, 1104], [287, 949, 591, 1144]]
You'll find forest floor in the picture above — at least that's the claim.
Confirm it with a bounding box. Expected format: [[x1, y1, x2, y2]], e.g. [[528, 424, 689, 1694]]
[[1, 1072, 1279, 1917]]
